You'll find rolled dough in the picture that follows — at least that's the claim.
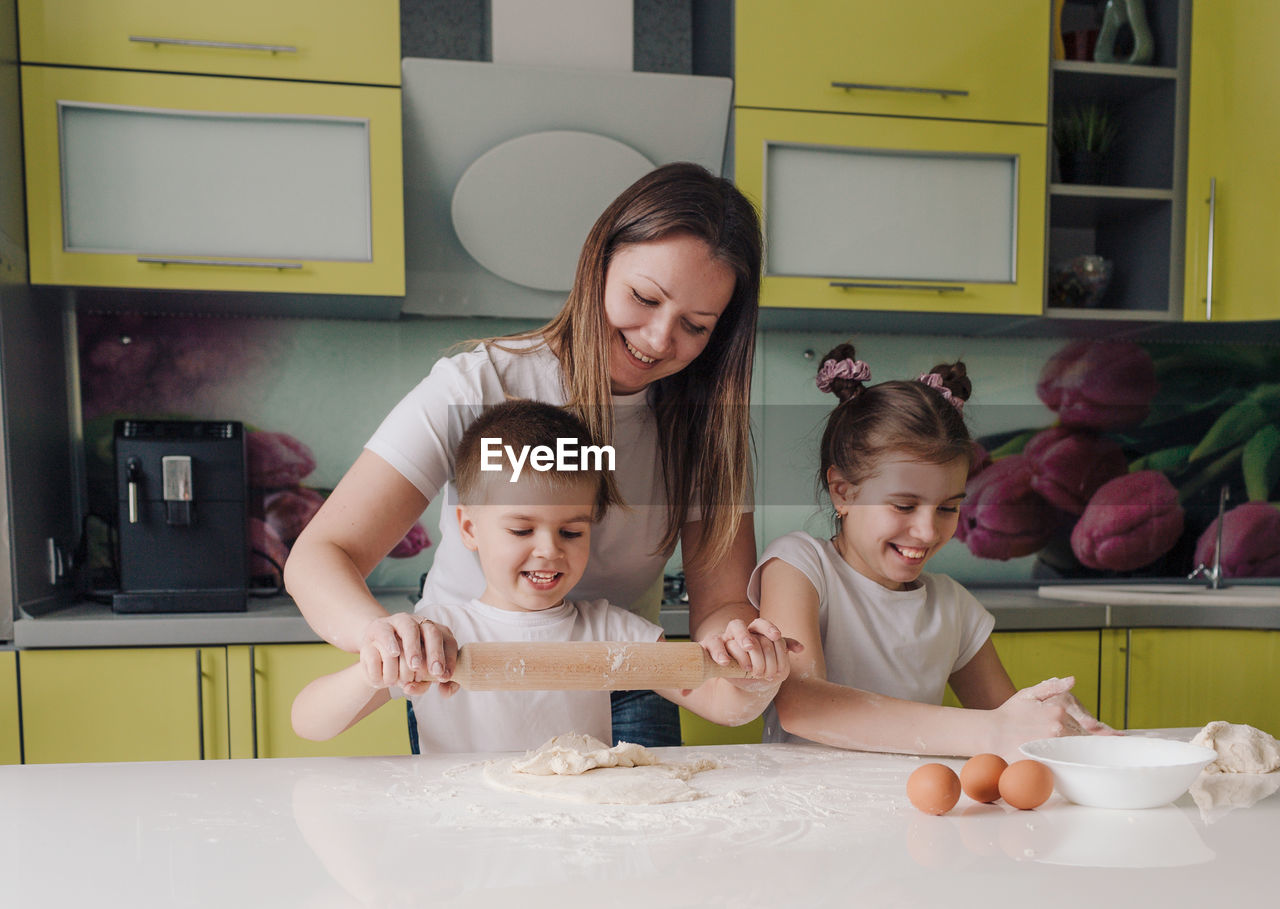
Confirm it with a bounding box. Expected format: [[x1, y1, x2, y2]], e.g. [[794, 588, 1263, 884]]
[[482, 733, 717, 805], [1191, 721, 1280, 774]]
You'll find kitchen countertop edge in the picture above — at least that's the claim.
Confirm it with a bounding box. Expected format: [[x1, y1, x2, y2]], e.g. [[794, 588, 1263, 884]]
[[9, 587, 1280, 648]]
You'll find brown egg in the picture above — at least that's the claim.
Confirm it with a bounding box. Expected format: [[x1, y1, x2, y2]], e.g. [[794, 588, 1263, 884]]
[[959, 752, 1008, 803], [906, 762, 962, 815], [998, 759, 1054, 810]]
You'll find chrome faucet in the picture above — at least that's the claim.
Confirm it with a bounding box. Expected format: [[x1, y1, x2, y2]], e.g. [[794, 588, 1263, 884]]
[[1188, 485, 1230, 589]]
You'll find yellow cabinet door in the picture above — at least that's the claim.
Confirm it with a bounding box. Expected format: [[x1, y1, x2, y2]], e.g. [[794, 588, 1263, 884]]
[[22, 65, 404, 296], [737, 107, 1046, 315], [1126, 629, 1280, 734], [17, 0, 399, 86], [1, 652, 19, 765], [944, 630, 1101, 718], [735, 0, 1049, 124], [20, 647, 229, 763], [1183, 1, 1280, 322], [230, 644, 411, 759]]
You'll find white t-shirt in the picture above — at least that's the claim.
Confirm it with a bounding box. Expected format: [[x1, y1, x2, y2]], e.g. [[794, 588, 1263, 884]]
[[401, 597, 664, 753], [747, 531, 995, 745], [365, 338, 721, 623]]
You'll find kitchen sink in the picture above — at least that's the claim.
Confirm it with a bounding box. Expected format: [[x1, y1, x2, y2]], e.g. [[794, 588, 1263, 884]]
[[1037, 584, 1280, 607]]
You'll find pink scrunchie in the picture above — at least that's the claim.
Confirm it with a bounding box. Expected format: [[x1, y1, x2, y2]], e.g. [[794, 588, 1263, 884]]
[[918, 372, 964, 411], [816, 358, 871, 393]]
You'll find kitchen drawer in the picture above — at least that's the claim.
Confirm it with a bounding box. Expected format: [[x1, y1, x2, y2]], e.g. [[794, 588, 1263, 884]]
[[736, 107, 1045, 315], [735, 0, 1048, 124], [17, 0, 399, 86], [22, 64, 403, 296]]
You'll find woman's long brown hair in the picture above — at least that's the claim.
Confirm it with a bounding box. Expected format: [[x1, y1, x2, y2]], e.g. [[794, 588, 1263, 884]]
[[482, 162, 762, 569]]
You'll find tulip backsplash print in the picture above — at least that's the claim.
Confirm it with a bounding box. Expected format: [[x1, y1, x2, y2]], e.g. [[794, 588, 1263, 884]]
[[960, 340, 1280, 580]]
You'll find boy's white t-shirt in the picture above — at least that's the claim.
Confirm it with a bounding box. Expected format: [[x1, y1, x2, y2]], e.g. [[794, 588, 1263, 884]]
[[747, 531, 995, 745], [402, 597, 664, 754], [365, 338, 728, 622]]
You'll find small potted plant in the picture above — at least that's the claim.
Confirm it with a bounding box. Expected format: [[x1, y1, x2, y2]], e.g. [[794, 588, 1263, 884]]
[[1053, 102, 1120, 184]]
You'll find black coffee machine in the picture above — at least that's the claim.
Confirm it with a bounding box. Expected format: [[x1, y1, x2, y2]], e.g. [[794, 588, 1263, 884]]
[[113, 419, 248, 613]]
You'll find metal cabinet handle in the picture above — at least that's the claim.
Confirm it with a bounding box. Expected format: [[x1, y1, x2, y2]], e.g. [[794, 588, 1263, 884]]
[[137, 256, 303, 270], [830, 280, 966, 294], [196, 649, 206, 760], [831, 81, 969, 99], [130, 35, 298, 54], [249, 645, 260, 759], [1204, 177, 1217, 321]]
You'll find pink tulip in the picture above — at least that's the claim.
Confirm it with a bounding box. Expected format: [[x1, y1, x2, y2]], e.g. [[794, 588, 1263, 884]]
[[1036, 340, 1157, 431], [1024, 427, 1128, 515], [968, 441, 992, 480], [263, 487, 326, 546], [247, 431, 316, 488], [1071, 470, 1184, 572], [957, 455, 1063, 560], [1193, 503, 1280, 578], [389, 522, 431, 558], [249, 517, 290, 584]]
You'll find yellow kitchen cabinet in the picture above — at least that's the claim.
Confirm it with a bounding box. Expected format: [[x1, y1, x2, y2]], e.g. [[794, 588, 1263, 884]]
[[735, 0, 1048, 125], [1182, 1, 1280, 322], [1, 651, 19, 765], [228, 644, 410, 759], [21, 64, 403, 296], [1126, 629, 1280, 734], [679, 707, 764, 747], [19, 647, 229, 763], [736, 107, 1046, 315], [944, 630, 1101, 717], [17, 0, 399, 86]]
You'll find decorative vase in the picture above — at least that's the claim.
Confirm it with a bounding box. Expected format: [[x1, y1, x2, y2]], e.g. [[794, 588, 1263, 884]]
[[1059, 150, 1104, 185], [1094, 0, 1154, 65]]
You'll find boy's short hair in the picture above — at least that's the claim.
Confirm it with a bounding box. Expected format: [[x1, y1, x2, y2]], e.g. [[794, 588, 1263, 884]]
[[454, 399, 621, 519]]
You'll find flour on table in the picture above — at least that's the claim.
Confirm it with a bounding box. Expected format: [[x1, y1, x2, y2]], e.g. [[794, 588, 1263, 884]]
[[482, 733, 717, 805], [1191, 721, 1280, 774]]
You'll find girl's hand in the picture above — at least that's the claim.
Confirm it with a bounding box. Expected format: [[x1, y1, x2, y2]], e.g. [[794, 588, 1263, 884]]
[[990, 676, 1088, 761], [358, 613, 458, 696], [698, 617, 803, 683], [1044, 689, 1120, 736]]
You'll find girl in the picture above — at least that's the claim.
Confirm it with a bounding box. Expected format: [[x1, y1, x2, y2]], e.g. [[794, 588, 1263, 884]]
[[751, 343, 1110, 759], [285, 163, 784, 747]]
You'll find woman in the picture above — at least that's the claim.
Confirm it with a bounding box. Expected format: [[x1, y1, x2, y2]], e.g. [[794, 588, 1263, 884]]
[[285, 162, 782, 746]]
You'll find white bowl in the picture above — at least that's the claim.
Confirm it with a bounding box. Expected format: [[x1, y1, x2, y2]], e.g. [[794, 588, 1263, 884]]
[[1020, 736, 1217, 810]]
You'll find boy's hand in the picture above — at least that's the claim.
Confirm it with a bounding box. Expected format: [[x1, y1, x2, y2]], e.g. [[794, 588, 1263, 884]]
[[698, 616, 803, 684]]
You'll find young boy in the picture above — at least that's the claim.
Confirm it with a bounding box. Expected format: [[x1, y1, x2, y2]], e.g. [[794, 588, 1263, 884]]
[[291, 399, 793, 753]]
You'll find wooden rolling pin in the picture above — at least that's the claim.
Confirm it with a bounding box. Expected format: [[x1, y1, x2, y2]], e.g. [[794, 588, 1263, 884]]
[[447, 641, 752, 691]]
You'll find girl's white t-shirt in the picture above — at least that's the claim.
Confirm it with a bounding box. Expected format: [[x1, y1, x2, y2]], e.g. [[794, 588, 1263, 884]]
[[401, 598, 664, 754], [747, 531, 995, 745], [365, 338, 722, 622]]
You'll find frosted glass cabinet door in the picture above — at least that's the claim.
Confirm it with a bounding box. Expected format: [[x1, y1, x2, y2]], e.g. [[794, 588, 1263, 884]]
[[736, 108, 1046, 315], [61, 104, 372, 262], [22, 65, 404, 296]]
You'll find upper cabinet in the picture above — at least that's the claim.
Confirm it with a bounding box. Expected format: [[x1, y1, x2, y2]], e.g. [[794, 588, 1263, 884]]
[[734, 1, 1049, 316], [1182, 0, 1280, 322], [16, 0, 399, 86], [735, 0, 1048, 125], [17, 0, 403, 301], [1045, 0, 1190, 321]]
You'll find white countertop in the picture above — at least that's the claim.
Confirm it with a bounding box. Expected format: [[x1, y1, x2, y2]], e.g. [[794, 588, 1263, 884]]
[[2, 736, 1276, 907]]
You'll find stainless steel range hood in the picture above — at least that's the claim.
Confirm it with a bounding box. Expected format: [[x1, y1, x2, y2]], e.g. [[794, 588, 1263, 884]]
[[400, 58, 732, 320]]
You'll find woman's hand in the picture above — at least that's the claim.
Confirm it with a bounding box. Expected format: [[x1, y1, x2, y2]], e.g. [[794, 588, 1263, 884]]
[[698, 616, 803, 684], [358, 614, 458, 696]]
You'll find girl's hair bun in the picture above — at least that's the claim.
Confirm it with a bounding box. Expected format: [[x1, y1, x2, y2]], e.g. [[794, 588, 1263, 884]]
[[816, 343, 870, 403], [924, 360, 972, 404]]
